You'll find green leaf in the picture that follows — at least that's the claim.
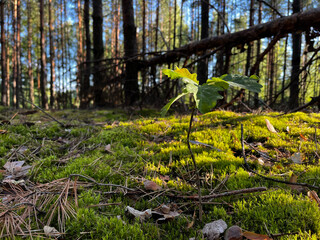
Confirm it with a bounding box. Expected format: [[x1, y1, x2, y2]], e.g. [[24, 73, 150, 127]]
[[206, 77, 229, 89], [160, 89, 189, 116], [163, 67, 199, 85], [221, 74, 262, 93], [194, 84, 224, 114]]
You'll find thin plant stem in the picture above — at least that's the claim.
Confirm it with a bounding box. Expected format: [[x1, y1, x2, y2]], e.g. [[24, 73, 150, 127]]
[[187, 107, 202, 221]]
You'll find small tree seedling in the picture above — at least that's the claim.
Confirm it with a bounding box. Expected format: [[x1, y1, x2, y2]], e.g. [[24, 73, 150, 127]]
[[161, 67, 262, 221]]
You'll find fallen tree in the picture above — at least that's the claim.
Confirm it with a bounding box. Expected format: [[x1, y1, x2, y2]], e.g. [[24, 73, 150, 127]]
[[143, 7, 320, 67]]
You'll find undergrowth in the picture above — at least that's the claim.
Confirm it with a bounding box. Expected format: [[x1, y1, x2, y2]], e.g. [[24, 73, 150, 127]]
[[0, 108, 320, 239]]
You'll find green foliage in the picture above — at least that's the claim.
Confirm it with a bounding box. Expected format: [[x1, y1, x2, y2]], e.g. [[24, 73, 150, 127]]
[[161, 67, 262, 115]]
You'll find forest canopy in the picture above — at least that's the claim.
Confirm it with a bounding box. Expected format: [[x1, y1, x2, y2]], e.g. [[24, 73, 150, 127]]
[[0, 0, 320, 111]]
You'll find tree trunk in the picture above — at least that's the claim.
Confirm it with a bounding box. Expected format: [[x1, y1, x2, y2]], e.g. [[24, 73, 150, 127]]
[[27, 0, 34, 107], [122, 0, 139, 105], [289, 0, 301, 109], [0, 0, 8, 106], [40, 0, 48, 109], [49, 0, 56, 108], [77, 0, 83, 107], [16, 0, 21, 108], [12, 0, 17, 106], [144, 7, 320, 68], [197, 0, 209, 85], [92, 0, 104, 107], [80, 0, 90, 109]]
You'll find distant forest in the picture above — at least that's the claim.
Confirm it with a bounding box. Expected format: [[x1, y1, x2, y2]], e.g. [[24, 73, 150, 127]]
[[1, 0, 320, 111]]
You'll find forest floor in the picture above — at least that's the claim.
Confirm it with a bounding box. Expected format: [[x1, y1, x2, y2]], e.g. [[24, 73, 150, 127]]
[[0, 107, 320, 239]]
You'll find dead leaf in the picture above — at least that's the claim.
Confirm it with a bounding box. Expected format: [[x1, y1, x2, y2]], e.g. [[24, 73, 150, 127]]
[[308, 190, 320, 207], [144, 180, 162, 191], [159, 175, 170, 181], [288, 174, 304, 192], [290, 152, 302, 164], [44, 226, 61, 238], [153, 209, 180, 223], [160, 204, 170, 214], [265, 119, 277, 133], [0, 129, 8, 134], [224, 225, 242, 240], [299, 133, 308, 141], [104, 144, 113, 153], [3, 161, 31, 179], [242, 231, 272, 240], [257, 158, 272, 167], [125, 206, 152, 221]]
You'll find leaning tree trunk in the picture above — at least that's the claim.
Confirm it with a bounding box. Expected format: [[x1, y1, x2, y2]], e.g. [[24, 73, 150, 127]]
[[289, 0, 301, 109], [92, 0, 104, 107], [121, 0, 139, 105]]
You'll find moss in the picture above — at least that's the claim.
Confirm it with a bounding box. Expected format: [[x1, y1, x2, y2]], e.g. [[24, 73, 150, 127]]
[[3, 110, 320, 239]]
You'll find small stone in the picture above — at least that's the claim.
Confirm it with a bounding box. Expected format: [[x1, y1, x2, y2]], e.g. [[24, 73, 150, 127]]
[[202, 219, 228, 240], [224, 225, 243, 240]]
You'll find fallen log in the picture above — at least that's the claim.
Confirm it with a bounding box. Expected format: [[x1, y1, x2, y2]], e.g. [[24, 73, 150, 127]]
[[143, 8, 320, 67]]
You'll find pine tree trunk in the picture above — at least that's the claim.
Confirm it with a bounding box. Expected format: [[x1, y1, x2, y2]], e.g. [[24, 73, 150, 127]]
[[27, 0, 34, 107], [122, 0, 139, 105], [1, 0, 8, 106], [289, 0, 301, 109], [77, 0, 83, 107], [49, 0, 56, 108], [16, 0, 21, 108], [92, 0, 104, 107], [197, 0, 209, 85], [40, 0, 48, 109], [80, 0, 90, 109]]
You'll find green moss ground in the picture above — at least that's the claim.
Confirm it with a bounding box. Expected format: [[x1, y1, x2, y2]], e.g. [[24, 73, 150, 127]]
[[1, 108, 320, 239]]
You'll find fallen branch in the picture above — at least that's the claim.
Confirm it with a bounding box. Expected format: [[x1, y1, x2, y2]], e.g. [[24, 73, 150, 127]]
[[68, 174, 135, 191], [169, 187, 267, 200]]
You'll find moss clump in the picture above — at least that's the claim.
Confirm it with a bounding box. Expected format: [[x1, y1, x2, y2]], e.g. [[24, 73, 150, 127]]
[[2, 110, 320, 239]]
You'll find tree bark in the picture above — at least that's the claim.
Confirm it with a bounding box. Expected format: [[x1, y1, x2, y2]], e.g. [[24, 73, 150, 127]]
[[0, 0, 8, 106], [40, 0, 48, 109], [49, 0, 56, 108], [197, 0, 209, 85], [27, 0, 34, 107], [80, 0, 91, 109], [92, 0, 104, 107], [76, 0, 83, 107], [144, 7, 320, 68], [16, 0, 21, 108], [122, 0, 139, 105], [289, 0, 301, 109]]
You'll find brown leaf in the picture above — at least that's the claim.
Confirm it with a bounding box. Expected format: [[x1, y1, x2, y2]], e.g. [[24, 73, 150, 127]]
[[144, 180, 162, 191], [308, 190, 320, 207], [288, 173, 304, 192], [242, 231, 272, 240], [0, 129, 8, 134], [265, 119, 277, 133]]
